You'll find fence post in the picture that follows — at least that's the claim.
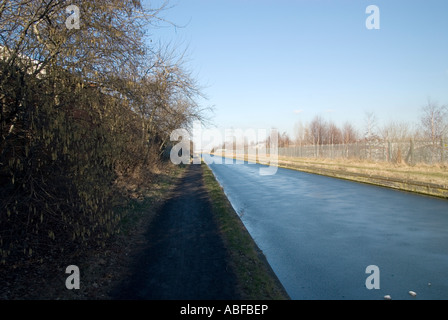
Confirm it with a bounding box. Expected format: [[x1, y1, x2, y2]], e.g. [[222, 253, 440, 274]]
[[387, 140, 392, 162], [441, 138, 445, 164], [365, 140, 369, 160]]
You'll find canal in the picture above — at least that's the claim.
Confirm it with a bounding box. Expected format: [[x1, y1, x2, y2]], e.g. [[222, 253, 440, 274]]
[[205, 155, 448, 300]]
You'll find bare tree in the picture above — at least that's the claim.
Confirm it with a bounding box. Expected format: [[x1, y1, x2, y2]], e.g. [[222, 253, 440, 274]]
[[379, 120, 415, 142], [364, 111, 378, 141], [327, 121, 342, 145], [363, 111, 381, 159], [294, 120, 306, 146], [279, 131, 291, 148], [342, 121, 358, 144], [0, 0, 209, 266], [309, 115, 328, 157], [420, 99, 448, 144], [309, 115, 327, 146]]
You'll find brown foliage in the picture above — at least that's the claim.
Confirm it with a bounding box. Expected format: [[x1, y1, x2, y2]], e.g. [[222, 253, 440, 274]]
[[0, 0, 206, 266]]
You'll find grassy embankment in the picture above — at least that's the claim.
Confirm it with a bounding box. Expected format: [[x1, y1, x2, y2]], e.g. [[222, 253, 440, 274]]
[[201, 164, 290, 300], [219, 152, 448, 199]]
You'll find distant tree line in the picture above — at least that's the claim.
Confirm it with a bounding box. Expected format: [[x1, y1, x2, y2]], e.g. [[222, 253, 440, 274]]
[[0, 1, 206, 265], [290, 100, 448, 148], [215, 100, 447, 156]]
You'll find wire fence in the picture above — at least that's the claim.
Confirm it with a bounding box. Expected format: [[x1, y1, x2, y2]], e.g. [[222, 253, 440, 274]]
[[240, 139, 448, 165]]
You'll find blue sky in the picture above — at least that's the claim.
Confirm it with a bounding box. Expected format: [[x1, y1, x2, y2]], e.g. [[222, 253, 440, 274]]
[[145, 0, 448, 138]]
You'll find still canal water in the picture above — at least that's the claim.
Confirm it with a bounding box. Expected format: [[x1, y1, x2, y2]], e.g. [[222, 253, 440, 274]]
[[205, 155, 448, 300]]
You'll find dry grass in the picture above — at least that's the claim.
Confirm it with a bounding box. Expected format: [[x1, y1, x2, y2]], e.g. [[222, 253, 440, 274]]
[[276, 156, 448, 187], [216, 152, 448, 189]]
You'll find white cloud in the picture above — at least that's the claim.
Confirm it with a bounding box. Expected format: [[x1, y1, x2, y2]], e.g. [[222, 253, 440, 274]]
[[293, 109, 303, 114]]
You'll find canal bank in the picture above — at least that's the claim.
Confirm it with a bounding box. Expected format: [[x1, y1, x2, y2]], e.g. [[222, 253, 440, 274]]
[[202, 164, 291, 300], [215, 153, 448, 199], [111, 163, 289, 300]]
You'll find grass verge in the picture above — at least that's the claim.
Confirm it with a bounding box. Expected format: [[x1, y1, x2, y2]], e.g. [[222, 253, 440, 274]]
[[201, 163, 290, 300], [117, 164, 187, 237]]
